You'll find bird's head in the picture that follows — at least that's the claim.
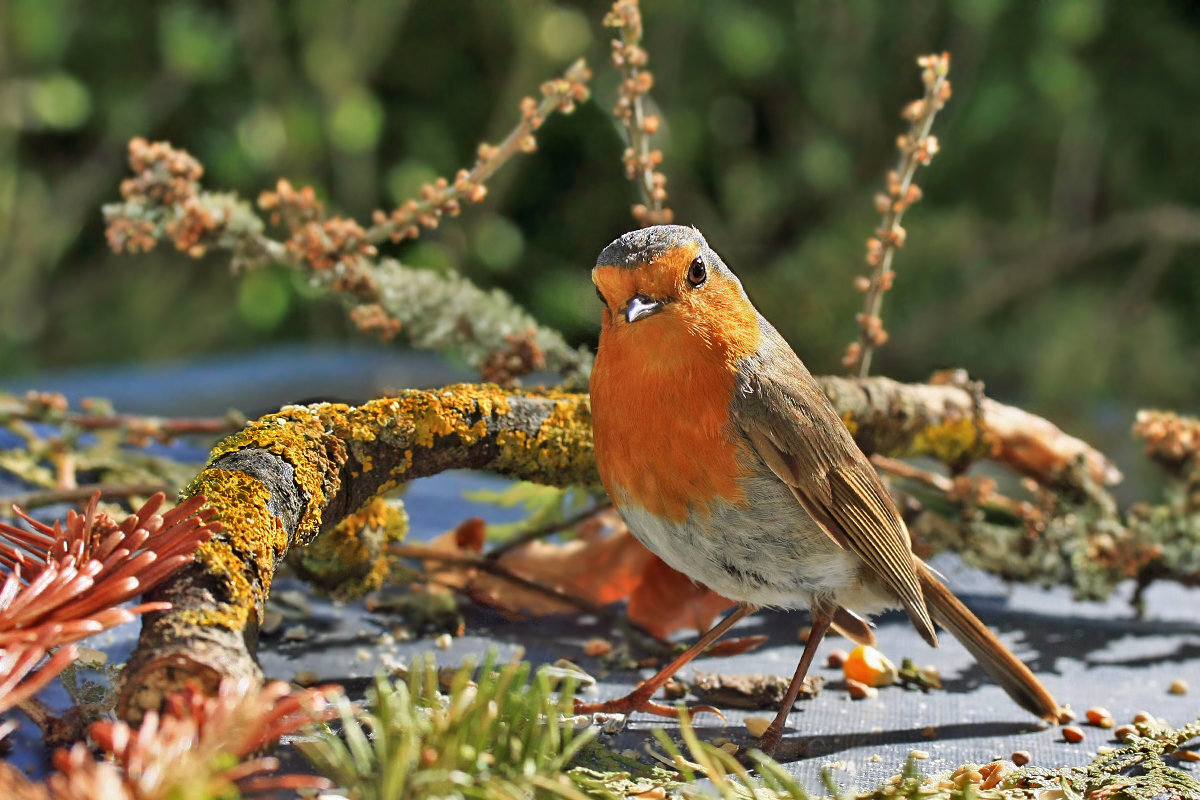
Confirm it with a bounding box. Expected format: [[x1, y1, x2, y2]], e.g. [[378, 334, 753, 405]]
[[591, 225, 760, 362]]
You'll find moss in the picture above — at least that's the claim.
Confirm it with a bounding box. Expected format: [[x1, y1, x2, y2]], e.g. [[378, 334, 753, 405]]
[[179, 468, 286, 629]]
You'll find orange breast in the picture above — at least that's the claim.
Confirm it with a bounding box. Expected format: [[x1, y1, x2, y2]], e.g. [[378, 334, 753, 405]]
[[591, 311, 754, 522]]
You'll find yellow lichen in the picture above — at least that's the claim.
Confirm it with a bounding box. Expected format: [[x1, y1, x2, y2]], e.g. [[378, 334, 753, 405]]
[[291, 496, 408, 600], [493, 394, 598, 485], [907, 415, 989, 465], [178, 468, 287, 630], [841, 411, 859, 437]]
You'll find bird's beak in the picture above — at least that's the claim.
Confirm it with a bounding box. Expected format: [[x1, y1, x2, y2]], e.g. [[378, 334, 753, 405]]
[[625, 295, 664, 323]]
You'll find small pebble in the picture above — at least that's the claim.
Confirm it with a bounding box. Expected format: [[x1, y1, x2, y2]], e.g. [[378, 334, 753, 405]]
[[745, 716, 772, 738], [827, 649, 849, 669], [846, 678, 878, 700], [75, 647, 108, 665], [1062, 725, 1085, 743], [1169, 678, 1189, 695], [1011, 750, 1031, 766], [434, 633, 453, 650]]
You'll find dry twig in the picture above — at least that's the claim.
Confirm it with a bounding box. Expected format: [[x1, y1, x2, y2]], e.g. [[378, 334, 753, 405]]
[[845, 53, 952, 377], [605, 0, 672, 226]]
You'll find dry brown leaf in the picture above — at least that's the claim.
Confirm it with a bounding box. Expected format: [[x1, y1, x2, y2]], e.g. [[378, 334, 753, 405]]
[[419, 512, 737, 636]]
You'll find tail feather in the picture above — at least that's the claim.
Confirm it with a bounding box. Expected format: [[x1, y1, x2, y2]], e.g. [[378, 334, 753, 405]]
[[915, 559, 1060, 721]]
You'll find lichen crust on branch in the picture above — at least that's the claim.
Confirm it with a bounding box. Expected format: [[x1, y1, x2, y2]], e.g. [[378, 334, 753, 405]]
[[119, 378, 1117, 720]]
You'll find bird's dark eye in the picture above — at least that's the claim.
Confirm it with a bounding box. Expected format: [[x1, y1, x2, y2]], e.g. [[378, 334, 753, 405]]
[[686, 256, 707, 287]]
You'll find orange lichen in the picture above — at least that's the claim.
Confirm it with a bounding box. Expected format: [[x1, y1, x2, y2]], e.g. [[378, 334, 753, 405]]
[[179, 469, 285, 629]]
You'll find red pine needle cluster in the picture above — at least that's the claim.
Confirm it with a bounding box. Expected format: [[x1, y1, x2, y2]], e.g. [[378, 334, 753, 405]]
[[0, 492, 219, 712]]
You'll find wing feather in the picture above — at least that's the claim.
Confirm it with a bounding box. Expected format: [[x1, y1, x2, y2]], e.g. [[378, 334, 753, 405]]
[[733, 322, 937, 646]]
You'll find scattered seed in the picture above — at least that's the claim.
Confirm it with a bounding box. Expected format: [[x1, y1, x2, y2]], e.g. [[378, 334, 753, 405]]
[[846, 678, 878, 700], [1011, 750, 1031, 766], [282, 624, 310, 642], [1114, 724, 1137, 742], [1177, 750, 1200, 763], [745, 716, 772, 738], [1133, 711, 1157, 725], [719, 742, 739, 755], [662, 678, 687, 700], [922, 725, 938, 739], [1170, 679, 1189, 695], [711, 737, 731, 748], [584, 637, 613, 657], [868, 754, 882, 762], [293, 669, 320, 687], [844, 645, 898, 687], [910, 749, 930, 760], [434, 633, 453, 650], [827, 649, 849, 669], [1062, 725, 1085, 743], [633, 788, 666, 800], [1086, 706, 1114, 727], [919, 665, 942, 688], [1057, 705, 1077, 723]]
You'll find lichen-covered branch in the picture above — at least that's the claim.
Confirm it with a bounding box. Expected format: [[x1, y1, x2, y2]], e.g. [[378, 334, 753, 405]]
[[117, 378, 1123, 720]]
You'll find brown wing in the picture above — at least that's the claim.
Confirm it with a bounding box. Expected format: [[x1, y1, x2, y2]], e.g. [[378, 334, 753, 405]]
[[733, 323, 937, 647]]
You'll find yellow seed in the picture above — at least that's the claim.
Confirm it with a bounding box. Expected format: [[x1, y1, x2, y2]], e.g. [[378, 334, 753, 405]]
[[843, 645, 898, 687], [1169, 679, 1189, 695], [846, 678, 878, 700], [1133, 711, 1156, 724], [1114, 724, 1137, 742], [1011, 750, 1031, 766], [1086, 706, 1112, 726], [745, 716, 772, 738], [1062, 725, 1085, 743], [827, 649, 849, 669]]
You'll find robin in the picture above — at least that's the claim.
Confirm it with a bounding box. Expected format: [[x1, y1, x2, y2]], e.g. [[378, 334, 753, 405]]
[[579, 225, 1059, 755]]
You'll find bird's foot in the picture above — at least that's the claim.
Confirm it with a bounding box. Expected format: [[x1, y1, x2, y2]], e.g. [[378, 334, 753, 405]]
[[574, 688, 724, 722]]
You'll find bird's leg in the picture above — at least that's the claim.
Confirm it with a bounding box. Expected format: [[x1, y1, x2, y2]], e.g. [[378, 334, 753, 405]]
[[756, 611, 832, 756], [574, 603, 756, 719]]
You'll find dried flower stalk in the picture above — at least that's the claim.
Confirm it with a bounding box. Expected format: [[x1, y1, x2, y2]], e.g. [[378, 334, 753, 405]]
[[845, 53, 952, 377], [605, 0, 673, 227], [0, 492, 219, 711], [103, 59, 594, 387], [365, 59, 591, 245]]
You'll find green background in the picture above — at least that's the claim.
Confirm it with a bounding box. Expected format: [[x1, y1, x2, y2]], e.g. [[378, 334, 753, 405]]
[[2, 0, 1198, 466]]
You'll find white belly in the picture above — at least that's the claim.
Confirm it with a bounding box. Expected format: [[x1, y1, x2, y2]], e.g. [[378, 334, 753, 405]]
[[614, 467, 896, 615]]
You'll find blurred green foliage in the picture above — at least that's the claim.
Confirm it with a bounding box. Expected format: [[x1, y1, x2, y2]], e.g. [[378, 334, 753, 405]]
[[1, 0, 1198, 452]]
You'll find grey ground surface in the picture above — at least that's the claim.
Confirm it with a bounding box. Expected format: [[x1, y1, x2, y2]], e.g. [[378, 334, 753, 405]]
[[3, 346, 1199, 794]]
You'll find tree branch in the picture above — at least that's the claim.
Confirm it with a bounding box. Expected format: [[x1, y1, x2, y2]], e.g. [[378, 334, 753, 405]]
[[117, 377, 1122, 721]]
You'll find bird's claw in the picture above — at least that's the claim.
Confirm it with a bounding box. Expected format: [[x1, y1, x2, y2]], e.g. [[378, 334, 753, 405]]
[[573, 695, 725, 722]]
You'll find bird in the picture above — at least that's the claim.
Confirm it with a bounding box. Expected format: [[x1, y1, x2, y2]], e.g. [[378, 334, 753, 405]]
[[578, 224, 1059, 755]]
